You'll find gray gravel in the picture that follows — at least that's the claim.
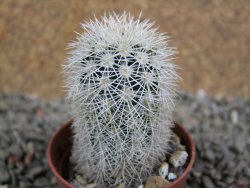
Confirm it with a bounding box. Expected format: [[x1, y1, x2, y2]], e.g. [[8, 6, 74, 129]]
[[175, 92, 250, 188], [0, 92, 249, 188]]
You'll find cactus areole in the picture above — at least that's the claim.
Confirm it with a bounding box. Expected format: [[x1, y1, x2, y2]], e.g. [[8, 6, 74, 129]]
[[64, 13, 180, 187]]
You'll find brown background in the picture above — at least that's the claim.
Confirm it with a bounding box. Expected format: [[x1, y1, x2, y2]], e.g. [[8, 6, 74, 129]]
[[0, 0, 250, 99]]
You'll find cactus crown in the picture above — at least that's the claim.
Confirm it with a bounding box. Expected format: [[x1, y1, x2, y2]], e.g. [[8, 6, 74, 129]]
[[64, 12, 179, 187]]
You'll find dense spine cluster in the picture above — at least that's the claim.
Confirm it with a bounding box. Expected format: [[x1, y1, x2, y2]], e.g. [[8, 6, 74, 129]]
[[64, 13, 179, 187]]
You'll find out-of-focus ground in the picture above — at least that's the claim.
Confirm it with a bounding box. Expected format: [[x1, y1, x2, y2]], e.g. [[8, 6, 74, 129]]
[[0, 0, 250, 99]]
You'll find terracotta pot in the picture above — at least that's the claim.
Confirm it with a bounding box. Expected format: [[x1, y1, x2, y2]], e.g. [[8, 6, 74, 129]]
[[47, 120, 195, 188]]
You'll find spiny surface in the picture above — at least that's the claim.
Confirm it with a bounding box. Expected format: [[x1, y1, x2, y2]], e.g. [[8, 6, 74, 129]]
[[64, 13, 179, 187]]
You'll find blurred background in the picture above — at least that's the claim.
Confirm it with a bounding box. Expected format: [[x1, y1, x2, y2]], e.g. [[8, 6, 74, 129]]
[[0, 0, 250, 99], [0, 1, 250, 188]]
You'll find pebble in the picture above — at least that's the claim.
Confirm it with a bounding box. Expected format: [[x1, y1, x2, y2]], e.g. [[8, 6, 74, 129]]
[[76, 174, 87, 186], [176, 144, 186, 151], [19, 181, 32, 188], [0, 151, 9, 160], [233, 135, 246, 153], [204, 149, 215, 162], [85, 183, 106, 188], [158, 162, 169, 179], [28, 166, 46, 179], [196, 89, 206, 102], [0, 168, 10, 183], [0, 185, 8, 188], [26, 142, 35, 154], [144, 176, 170, 188], [169, 150, 188, 168], [34, 177, 50, 187], [167, 172, 177, 181], [9, 144, 23, 157], [116, 183, 126, 188], [170, 133, 180, 144], [202, 176, 215, 188], [231, 109, 239, 124], [225, 176, 235, 184]]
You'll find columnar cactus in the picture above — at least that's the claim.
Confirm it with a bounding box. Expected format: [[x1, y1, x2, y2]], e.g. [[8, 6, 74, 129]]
[[64, 13, 179, 187]]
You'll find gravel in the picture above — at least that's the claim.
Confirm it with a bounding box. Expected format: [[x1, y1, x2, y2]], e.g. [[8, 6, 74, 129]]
[[0, 92, 249, 188]]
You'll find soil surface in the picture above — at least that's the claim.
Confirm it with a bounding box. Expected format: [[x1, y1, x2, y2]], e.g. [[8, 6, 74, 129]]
[[0, 0, 250, 99]]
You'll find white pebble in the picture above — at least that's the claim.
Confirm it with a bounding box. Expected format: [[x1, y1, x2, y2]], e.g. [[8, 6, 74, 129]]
[[231, 110, 239, 124], [0, 185, 8, 188], [168, 172, 177, 180], [138, 185, 144, 188], [169, 151, 188, 168], [76, 174, 87, 186], [196, 89, 206, 101], [158, 162, 169, 178]]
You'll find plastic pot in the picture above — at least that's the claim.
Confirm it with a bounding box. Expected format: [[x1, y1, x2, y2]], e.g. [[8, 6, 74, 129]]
[[47, 120, 195, 188]]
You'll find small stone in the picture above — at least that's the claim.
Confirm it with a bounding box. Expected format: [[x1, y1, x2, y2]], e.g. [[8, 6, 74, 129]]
[[144, 176, 170, 188], [176, 144, 186, 151], [0, 168, 10, 183], [196, 89, 206, 102], [138, 184, 143, 188], [116, 184, 126, 188], [233, 135, 246, 153], [28, 166, 46, 179], [235, 161, 245, 174], [225, 176, 234, 184], [95, 184, 107, 188], [86, 183, 106, 188], [158, 162, 169, 179], [14, 162, 25, 174], [76, 174, 87, 186], [0, 150, 9, 160], [214, 181, 227, 187], [0, 100, 8, 111], [174, 166, 184, 177], [171, 133, 180, 144], [19, 181, 32, 188], [0, 121, 8, 131], [10, 144, 23, 157], [0, 185, 8, 188], [169, 151, 188, 167], [27, 142, 35, 154], [243, 167, 250, 177], [24, 153, 33, 165], [202, 176, 215, 188], [205, 149, 215, 162], [231, 110, 239, 124], [34, 177, 50, 187], [50, 176, 57, 184], [167, 172, 177, 181], [191, 170, 202, 178], [9, 170, 17, 187], [210, 170, 221, 180]]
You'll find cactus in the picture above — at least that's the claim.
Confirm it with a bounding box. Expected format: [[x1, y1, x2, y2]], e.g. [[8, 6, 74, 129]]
[[64, 13, 179, 187]]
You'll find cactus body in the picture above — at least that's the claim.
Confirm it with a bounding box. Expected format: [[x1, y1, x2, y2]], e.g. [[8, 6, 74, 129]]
[[64, 13, 179, 187]]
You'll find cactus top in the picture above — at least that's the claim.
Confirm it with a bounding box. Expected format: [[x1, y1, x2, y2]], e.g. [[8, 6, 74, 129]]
[[65, 13, 178, 109], [64, 13, 179, 187]]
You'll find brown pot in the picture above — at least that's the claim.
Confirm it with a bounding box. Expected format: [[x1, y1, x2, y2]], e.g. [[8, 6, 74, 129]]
[[47, 120, 195, 188]]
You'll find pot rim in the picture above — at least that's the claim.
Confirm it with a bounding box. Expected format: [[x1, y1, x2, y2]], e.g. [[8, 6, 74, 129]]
[[47, 120, 75, 188], [165, 122, 196, 188], [47, 120, 195, 188]]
